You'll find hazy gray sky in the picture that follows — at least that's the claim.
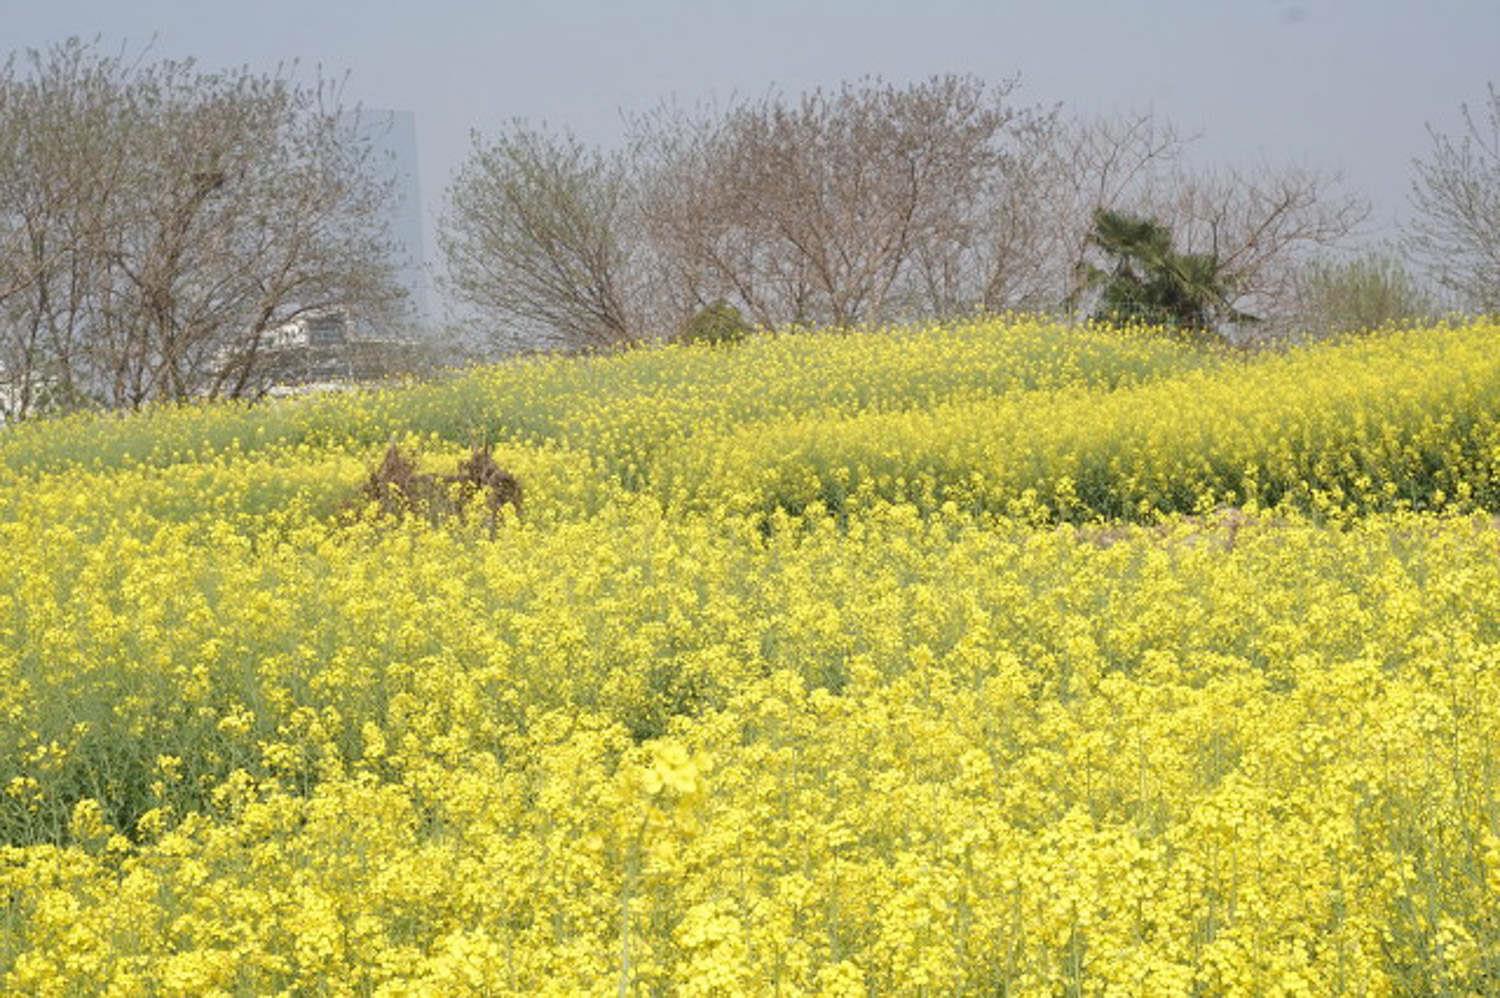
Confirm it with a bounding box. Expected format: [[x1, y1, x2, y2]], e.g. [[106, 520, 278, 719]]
[[4, 0, 1496, 259]]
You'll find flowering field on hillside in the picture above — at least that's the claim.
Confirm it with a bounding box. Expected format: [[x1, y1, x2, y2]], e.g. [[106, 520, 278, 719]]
[[2, 318, 1499, 993]]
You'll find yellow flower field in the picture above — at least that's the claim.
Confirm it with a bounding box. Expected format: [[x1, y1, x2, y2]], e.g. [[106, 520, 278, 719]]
[[2, 317, 1499, 993]]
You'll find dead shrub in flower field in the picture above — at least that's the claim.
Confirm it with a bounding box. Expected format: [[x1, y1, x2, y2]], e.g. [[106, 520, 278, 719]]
[[347, 439, 522, 533]]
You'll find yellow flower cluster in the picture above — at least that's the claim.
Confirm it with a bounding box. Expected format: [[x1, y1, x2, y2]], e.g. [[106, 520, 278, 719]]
[[659, 321, 1500, 521], [0, 316, 1214, 482], [1, 317, 1498, 993]]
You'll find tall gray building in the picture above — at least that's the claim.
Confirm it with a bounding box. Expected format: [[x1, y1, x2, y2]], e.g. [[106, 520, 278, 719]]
[[341, 108, 430, 332]]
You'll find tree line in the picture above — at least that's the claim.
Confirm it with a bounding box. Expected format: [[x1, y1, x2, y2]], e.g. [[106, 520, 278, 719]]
[[441, 78, 1374, 350], [2, 39, 1498, 420]]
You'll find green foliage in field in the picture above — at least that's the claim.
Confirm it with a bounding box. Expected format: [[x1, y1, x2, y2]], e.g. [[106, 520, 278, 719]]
[[675, 300, 753, 346]]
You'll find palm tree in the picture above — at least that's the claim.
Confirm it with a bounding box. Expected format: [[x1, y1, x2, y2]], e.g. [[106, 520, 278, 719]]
[[1078, 209, 1256, 335]]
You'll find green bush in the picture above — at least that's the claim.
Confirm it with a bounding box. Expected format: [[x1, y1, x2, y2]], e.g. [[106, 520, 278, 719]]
[[1292, 251, 1436, 338], [676, 300, 752, 346]]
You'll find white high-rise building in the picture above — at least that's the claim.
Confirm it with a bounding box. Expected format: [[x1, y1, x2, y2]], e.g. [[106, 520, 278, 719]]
[[341, 108, 429, 331]]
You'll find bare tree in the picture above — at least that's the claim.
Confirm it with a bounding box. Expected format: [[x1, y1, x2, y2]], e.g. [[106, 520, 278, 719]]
[[631, 98, 817, 329], [635, 76, 1017, 328], [439, 124, 647, 352], [1145, 162, 1370, 332], [0, 38, 402, 418], [1406, 84, 1500, 312], [0, 42, 127, 419]]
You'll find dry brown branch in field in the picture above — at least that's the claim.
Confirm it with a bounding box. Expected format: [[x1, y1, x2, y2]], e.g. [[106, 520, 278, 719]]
[[444, 441, 524, 527], [356, 441, 446, 519], [342, 440, 522, 534]]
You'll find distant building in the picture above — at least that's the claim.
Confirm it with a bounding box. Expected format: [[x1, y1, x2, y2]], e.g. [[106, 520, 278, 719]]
[[0, 360, 60, 423], [339, 108, 430, 331], [232, 307, 427, 390], [0, 362, 19, 423], [237, 110, 432, 394], [260, 308, 350, 351]]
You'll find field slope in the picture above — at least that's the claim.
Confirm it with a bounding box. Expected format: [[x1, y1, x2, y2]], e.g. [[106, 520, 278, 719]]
[[2, 317, 1499, 993]]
